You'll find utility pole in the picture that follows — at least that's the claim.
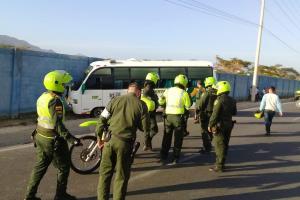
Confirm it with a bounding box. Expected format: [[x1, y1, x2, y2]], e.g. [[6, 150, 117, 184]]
[[251, 0, 265, 102]]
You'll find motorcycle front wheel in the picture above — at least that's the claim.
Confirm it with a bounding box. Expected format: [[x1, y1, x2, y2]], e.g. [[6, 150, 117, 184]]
[[70, 135, 102, 174]]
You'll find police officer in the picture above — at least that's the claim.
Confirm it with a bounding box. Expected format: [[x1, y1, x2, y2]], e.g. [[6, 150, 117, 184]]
[[25, 70, 79, 200], [159, 74, 191, 165], [183, 84, 193, 137], [97, 82, 150, 200], [208, 81, 237, 172], [141, 72, 159, 151], [194, 80, 205, 124], [197, 77, 217, 153]]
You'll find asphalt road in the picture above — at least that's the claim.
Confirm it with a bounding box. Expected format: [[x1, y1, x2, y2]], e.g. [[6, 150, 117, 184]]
[[1, 101, 300, 200]]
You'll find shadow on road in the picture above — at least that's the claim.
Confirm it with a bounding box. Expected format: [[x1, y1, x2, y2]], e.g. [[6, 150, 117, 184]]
[[127, 141, 300, 199]]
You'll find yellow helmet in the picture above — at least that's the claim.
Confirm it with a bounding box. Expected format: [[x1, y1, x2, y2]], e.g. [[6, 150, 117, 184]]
[[174, 74, 188, 88], [254, 110, 264, 119], [145, 72, 160, 85], [204, 77, 216, 87], [43, 70, 73, 93], [216, 81, 231, 95]]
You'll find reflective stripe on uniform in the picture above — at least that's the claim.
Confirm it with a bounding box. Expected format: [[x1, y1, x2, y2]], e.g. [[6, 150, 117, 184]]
[[38, 133, 55, 139], [38, 116, 55, 129], [165, 87, 186, 114]]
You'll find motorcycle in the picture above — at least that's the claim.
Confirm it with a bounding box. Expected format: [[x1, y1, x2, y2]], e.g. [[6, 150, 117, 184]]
[[70, 120, 140, 174]]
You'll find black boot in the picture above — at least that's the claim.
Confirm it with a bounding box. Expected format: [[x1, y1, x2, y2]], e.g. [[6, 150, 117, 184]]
[[54, 192, 77, 200], [24, 197, 41, 200], [265, 126, 271, 136]]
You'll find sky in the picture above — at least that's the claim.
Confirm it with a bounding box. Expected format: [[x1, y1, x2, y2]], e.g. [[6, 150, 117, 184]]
[[2, 0, 300, 70]]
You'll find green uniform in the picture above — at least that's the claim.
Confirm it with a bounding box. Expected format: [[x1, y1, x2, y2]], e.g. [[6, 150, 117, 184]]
[[96, 93, 150, 200], [160, 86, 191, 162], [25, 92, 77, 199], [195, 89, 202, 107], [143, 82, 159, 148], [209, 93, 237, 170], [197, 87, 217, 152]]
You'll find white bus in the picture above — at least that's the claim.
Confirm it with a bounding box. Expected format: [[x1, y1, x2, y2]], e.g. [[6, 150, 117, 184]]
[[69, 59, 215, 117]]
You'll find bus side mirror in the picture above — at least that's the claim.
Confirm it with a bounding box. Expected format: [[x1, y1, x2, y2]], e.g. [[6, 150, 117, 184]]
[[81, 83, 86, 94]]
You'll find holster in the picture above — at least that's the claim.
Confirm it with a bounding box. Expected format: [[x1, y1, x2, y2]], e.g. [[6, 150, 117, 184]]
[[101, 126, 111, 142], [31, 129, 37, 148], [232, 120, 237, 129], [53, 135, 64, 152], [131, 142, 140, 164]]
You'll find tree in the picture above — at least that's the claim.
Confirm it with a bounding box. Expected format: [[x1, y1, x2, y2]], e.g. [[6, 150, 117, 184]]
[[215, 56, 252, 74]]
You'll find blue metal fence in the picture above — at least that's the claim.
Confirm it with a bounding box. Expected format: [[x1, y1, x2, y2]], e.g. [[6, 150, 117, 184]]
[[0, 48, 299, 117]]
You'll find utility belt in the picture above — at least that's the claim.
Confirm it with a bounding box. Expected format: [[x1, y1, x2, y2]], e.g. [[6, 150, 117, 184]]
[[212, 120, 237, 134], [111, 133, 136, 144], [165, 113, 186, 122], [32, 125, 63, 151], [36, 125, 56, 139]]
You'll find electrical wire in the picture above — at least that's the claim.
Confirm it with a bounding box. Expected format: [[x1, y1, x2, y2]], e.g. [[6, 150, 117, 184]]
[[273, 0, 300, 32], [163, 0, 299, 54], [265, 7, 295, 37]]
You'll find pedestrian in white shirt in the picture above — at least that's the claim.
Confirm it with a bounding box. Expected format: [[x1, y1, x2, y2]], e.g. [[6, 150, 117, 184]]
[[259, 86, 283, 136]]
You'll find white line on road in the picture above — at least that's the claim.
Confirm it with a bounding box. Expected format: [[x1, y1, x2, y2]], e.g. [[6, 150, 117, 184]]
[[238, 101, 293, 111], [130, 154, 200, 183], [130, 101, 294, 183], [0, 143, 33, 153], [293, 117, 300, 121], [0, 101, 294, 152]]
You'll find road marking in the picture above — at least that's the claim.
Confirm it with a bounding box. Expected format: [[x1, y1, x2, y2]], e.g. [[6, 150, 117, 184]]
[[293, 117, 300, 121], [129, 102, 294, 183], [0, 101, 294, 152], [0, 143, 33, 153], [238, 101, 293, 111], [130, 154, 200, 183]]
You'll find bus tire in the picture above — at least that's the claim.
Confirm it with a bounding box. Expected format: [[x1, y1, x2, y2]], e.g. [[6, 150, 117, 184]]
[[91, 107, 103, 118]]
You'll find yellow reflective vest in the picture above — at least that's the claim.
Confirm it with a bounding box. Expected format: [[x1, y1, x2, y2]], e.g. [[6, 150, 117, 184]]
[[37, 92, 65, 129], [141, 95, 156, 112], [162, 87, 191, 114]]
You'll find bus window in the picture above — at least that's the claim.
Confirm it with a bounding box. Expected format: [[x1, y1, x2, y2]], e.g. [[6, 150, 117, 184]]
[[187, 67, 213, 88], [85, 68, 113, 89], [131, 68, 159, 79], [130, 68, 159, 87], [159, 67, 186, 88], [114, 68, 130, 89], [188, 67, 212, 80]]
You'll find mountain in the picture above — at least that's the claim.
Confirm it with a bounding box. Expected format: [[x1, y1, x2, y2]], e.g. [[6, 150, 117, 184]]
[[0, 35, 55, 53]]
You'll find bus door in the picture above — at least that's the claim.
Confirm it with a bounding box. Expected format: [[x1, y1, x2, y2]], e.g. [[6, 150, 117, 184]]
[[80, 75, 103, 114], [80, 68, 112, 114]]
